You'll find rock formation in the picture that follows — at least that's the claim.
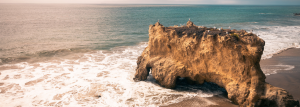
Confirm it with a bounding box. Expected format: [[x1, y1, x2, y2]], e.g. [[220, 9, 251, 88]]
[[133, 21, 299, 107]]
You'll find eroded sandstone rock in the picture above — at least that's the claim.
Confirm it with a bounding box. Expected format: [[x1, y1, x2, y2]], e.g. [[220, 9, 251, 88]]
[[133, 21, 299, 107]]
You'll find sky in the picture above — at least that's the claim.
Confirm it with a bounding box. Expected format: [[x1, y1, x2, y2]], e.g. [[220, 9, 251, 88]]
[[0, 0, 300, 5]]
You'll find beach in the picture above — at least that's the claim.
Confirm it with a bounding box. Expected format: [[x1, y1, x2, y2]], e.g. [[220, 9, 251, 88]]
[[262, 48, 300, 101], [1, 4, 300, 107], [163, 48, 300, 107]]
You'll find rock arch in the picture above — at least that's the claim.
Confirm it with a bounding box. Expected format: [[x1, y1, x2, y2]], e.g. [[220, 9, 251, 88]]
[[133, 21, 299, 107]]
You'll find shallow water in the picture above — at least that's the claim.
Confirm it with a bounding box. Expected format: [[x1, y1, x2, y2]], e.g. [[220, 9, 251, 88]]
[[0, 43, 224, 107], [0, 4, 300, 107]]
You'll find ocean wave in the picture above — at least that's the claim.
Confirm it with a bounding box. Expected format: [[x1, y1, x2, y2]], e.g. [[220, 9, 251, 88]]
[[259, 13, 273, 14], [252, 25, 300, 59], [0, 48, 92, 65], [0, 42, 226, 107]]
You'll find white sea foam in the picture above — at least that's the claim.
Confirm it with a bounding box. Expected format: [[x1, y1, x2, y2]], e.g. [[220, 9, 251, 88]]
[[246, 25, 300, 75], [261, 64, 295, 75], [251, 26, 300, 59], [0, 42, 225, 107], [259, 13, 273, 14]]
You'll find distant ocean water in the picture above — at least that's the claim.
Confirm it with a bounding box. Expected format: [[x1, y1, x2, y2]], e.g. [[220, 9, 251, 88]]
[[0, 4, 300, 107]]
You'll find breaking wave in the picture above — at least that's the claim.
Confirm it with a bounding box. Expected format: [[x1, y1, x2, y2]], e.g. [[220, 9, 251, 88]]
[[0, 42, 226, 107]]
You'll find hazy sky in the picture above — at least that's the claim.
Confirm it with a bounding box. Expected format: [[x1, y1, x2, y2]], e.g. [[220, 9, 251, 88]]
[[1, 0, 300, 5]]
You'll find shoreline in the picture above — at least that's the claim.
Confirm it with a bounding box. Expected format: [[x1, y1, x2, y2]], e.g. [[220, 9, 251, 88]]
[[162, 48, 300, 107], [261, 48, 300, 101]]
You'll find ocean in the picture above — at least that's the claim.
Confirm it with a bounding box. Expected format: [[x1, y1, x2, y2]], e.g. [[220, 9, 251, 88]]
[[0, 4, 300, 107]]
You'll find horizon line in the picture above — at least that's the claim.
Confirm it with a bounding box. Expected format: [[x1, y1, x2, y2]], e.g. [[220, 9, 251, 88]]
[[1, 3, 300, 5]]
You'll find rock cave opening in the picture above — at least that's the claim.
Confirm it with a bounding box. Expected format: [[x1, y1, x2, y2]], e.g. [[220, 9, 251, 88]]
[[174, 77, 228, 98], [145, 68, 228, 99]]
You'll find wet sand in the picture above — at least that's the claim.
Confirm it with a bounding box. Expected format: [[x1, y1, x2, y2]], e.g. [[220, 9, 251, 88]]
[[261, 48, 300, 101], [162, 48, 300, 107], [161, 95, 238, 107]]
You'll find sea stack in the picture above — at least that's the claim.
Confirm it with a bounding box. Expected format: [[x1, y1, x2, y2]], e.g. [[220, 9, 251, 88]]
[[133, 21, 299, 106]]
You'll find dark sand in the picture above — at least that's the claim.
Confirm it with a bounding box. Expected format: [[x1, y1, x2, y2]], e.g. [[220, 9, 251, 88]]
[[162, 48, 300, 107]]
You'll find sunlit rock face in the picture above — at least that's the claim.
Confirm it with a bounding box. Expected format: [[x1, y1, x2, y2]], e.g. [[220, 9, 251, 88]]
[[133, 21, 299, 107]]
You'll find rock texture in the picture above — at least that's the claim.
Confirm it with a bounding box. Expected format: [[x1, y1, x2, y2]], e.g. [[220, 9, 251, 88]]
[[133, 21, 299, 107]]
